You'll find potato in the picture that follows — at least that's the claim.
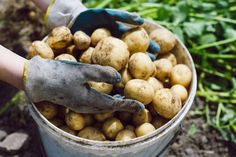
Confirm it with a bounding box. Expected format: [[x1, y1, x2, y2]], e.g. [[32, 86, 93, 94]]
[[125, 125, 135, 131], [36, 101, 58, 120], [55, 54, 77, 62], [158, 53, 177, 66], [60, 125, 77, 135], [102, 117, 124, 140], [132, 109, 152, 126], [89, 82, 113, 94], [128, 53, 156, 80], [124, 79, 154, 105], [47, 26, 73, 50], [28, 41, 54, 59], [135, 123, 155, 137], [171, 84, 188, 102], [146, 104, 158, 117], [78, 127, 106, 141], [152, 88, 182, 119], [73, 31, 91, 50], [170, 64, 192, 88], [91, 28, 111, 46], [122, 27, 149, 54], [154, 59, 173, 82], [116, 68, 133, 89], [151, 116, 168, 129], [49, 118, 64, 127], [147, 77, 164, 93], [65, 111, 85, 131], [117, 111, 132, 123], [82, 114, 95, 126], [66, 45, 77, 55], [79, 47, 94, 64], [94, 113, 114, 122], [115, 129, 136, 141], [92, 37, 129, 71], [150, 28, 176, 54]]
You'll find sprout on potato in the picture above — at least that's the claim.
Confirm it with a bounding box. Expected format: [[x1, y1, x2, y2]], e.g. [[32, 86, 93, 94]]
[[102, 117, 124, 140], [28, 41, 54, 59], [73, 31, 91, 50], [65, 111, 85, 131], [115, 129, 136, 141], [171, 84, 188, 102], [91, 28, 111, 47], [78, 127, 106, 141], [79, 47, 94, 64], [135, 123, 155, 137], [154, 59, 173, 82], [35, 101, 58, 120]]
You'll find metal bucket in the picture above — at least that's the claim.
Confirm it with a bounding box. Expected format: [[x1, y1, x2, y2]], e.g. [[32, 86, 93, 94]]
[[28, 20, 197, 157]]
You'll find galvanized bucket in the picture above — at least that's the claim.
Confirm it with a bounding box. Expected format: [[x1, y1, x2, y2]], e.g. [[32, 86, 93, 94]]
[[28, 20, 197, 157]]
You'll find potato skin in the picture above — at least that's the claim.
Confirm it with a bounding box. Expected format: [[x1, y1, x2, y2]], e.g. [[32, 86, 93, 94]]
[[36, 101, 58, 120], [124, 79, 154, 105], [117, 111, 132, 123], [170, 64, 192, 88], [94, 112, 114, 122], [150, 28, 176, 54], [171, 84, 188, 102], [147, 77, 164, 93], [152, 88, 182, 119], [92, 37, 129, 71], [102, 117, 124, 140], [78, 127, 106, 141], [116, 68, 133, 89], [132, 109, 152, 126], [60, 125, 77, 135], [154, 59, 173, 82], [28, 41, 54, 59], [122, 27, 149, 54], [79, 47, 94, 64], [89, 82, 113, 94], [55, 54, 77, 62], [73, 31, 91, 50], [151, 116, 168, 129], [115, 129, 136, 141], [65, 111, 85, 131], [158, 53, 177, 66], [47, 26, 73, 50], [128, 53, 156, 80], [82, 114, 95, 126], [135, 123, 155, 137], [91, 28, 111, 46]]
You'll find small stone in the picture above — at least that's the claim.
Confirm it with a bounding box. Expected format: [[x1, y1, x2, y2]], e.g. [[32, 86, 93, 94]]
[[185, 148, 194, 155], [0, 132, 29, 154], [0, 130, 7, 141], [200, 136, 208, 143]]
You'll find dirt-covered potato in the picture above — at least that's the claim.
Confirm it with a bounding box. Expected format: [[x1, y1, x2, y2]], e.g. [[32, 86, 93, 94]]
[[89, 82, 113, 94], [128, 53, 156, 80], [82, 114, 95, 126], [158, 53, 177, 66], [47, 26, 73, 51], [116, 67, 133, 89], [132, 109, 152, 126], [65, 111, 85, 131], [150, 28, 176, 54], [170, 64, 192, 88], [171, 84, 188, 102], [79, 47, 94, 64], [73, 31, 91, 50], [55, 54, 77, 62], [151, 116, 168, 129], [135, 123, 155, 137], [125, 125, 135, 131], [124, 79, 154, 105], [94, 113, 114, 122], [49, 118, 64, 127], [91, 37, 129, 71], [102, 117, 124, 140], [36, 101, 58, 120], [78, 127, 106, 141], [152, 88, 182, 119], [117, 111, 132, 123], [147, 77, 164, 93], [122, 27, 149, 54], [28, 41, 54, 59], [154, 59, 173, 82], [115, 129, 136, 141], [91, 28, 111, 47], [60, 125, 77, 135]]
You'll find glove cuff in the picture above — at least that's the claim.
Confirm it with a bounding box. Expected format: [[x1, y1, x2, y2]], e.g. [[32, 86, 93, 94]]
[[44, 0, 87, 29]]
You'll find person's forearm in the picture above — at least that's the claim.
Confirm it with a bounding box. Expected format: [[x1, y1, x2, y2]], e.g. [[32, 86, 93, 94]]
[[0, 45, 27, 90], [32, 0, 50, 12]]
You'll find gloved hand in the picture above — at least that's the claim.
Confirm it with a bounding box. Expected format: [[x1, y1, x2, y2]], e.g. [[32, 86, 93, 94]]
[[24, 56, 145, 113], [45, 0, 160, 55]]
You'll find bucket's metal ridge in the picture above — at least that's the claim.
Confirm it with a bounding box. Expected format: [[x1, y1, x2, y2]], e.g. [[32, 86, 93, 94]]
[[29, 20, 197, 157]]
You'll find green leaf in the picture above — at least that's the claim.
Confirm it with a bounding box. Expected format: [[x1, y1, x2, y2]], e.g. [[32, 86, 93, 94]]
[[183, 22, 205, 38], [187, 123, 198, 137], [173, 1, 189, 24], [156, 5, 172, 21], [199, 34, 217, 45], [224, 28, 236, 39], [170, 26, 185, 43]]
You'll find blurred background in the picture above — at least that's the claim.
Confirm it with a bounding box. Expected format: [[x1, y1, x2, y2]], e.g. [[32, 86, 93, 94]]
[[0, 0, 235, 156]]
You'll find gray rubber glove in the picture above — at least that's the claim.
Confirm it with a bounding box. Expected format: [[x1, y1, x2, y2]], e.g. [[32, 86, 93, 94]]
[[24, 56, 144, 113]]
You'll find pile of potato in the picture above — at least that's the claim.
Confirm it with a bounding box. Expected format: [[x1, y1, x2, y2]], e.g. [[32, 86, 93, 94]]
[[29, 25, 192, 141]]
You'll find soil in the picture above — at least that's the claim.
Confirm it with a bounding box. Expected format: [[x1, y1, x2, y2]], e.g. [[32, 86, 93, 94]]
[[0, 0, 235, 157]]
